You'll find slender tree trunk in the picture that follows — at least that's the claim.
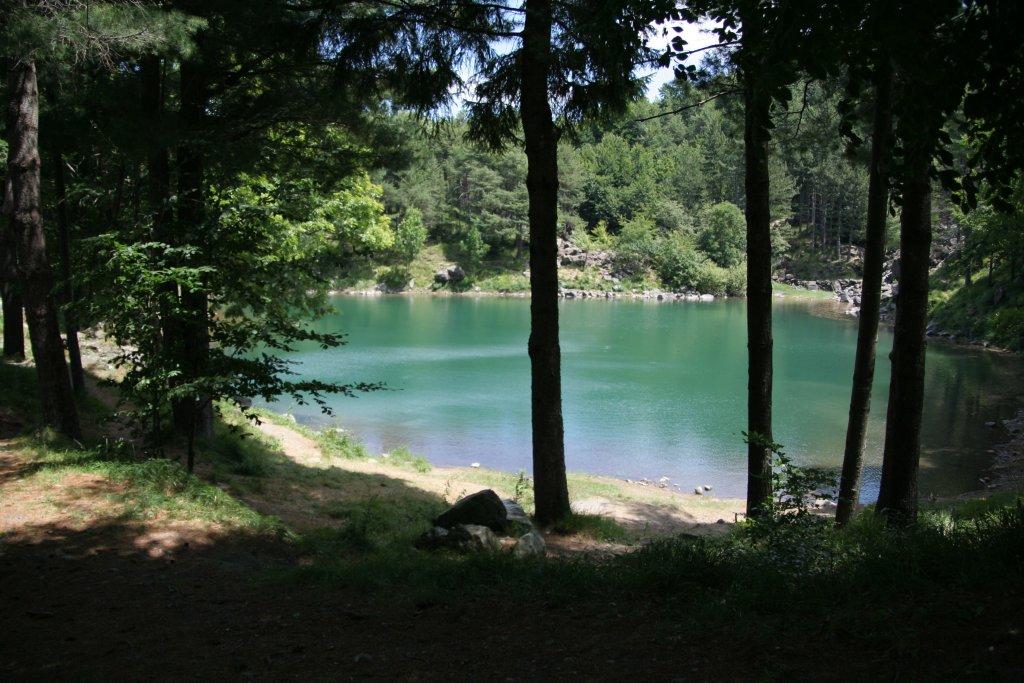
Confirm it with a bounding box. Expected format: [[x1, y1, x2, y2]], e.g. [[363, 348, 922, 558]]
[[876, 139, 932, 527], [521, 0, 570, 526], [837, 61, 893, 525], [54, 150, 85, 394], [810, 190, 817, 248], [1, 176, 26, 360], [173, 54, 213, 439], [6, 61, 80, 439], [142, 55, 176, 446], [742, 61, 774, 518]]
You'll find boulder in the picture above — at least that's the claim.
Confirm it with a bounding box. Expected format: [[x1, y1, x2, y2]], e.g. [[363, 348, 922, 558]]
[[513, 530, 546, 558], [433, 489, 507, 531], [433, 265, 466, 285], [502, 499, 534, 536], [447, 265, 466, 283], [414, 526, 451, 550], [447, 524, 501, 553]]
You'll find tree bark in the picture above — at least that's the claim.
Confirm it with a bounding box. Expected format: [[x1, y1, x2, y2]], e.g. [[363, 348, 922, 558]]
[[876, 138, 932, 527], [836, 61, 893, 525], [142, 55, 176, 446], [1, 175, 26, 360], [742, 61, 774, 518], [54, 150, 85, 394], [520, 0, 570, 526], [6, 61, 81, 439], [175, 55, 213, 442]]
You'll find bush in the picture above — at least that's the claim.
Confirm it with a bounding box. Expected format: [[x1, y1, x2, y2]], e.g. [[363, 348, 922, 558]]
[[989, 306, 1024, 350], [613, 216, 660, 275], [723, 264, 747, 296], [653, 234, 703, 291], [459, 225, 489, 265], [378, 265, 413, 291], [391, 208, 428, 262], [697, 201, 746, 268], [693, 262, 729, 296]]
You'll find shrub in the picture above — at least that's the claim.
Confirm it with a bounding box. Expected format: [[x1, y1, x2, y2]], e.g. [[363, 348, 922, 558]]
[[693, 262, 729, 296], [391, 208, 428, 262], [723, 264, 747, 296], [697, 201, 746, 268], [989, 306, 1024, 350], [378, 265, 413, 291], [613, 215, 660, 275], [654, 234, 703, 291], [459, 225, 489, 265]]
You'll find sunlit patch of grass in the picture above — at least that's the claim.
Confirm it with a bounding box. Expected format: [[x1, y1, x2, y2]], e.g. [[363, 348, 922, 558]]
[[381, 445, 431, 472], [306, 496, 446, 554], [553, 513, 632, 542], [15, 432, 283, 534]]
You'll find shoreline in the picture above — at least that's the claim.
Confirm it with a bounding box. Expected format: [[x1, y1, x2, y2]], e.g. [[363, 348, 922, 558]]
[[329, 285, 1017, 354]]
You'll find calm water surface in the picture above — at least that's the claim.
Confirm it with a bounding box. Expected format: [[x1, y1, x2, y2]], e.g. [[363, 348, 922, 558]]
[[263, 295, 1024, 500]]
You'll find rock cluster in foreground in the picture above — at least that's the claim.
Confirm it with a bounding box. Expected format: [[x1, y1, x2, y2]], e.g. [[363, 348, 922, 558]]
[[416, 489, 544, 557]]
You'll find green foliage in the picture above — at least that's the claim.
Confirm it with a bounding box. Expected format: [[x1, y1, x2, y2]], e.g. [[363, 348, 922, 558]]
[[391, 208, 428, 263], [553, 514, 631, 543], [458, 225, 490, 266], [18, 432, 281, 532], [697, 202, 746, 268], [653, 233, 703, 291], [324, 173, 394, 255], [316, 427, 370, 460], [1, 3, 203, 64], [612, 216, 661, 276], [383, 446, 432, 473], [378, 265, 413, 291]]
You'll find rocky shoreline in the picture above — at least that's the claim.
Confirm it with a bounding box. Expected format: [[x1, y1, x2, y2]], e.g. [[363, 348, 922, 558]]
[[978, 411, 1024, 494]]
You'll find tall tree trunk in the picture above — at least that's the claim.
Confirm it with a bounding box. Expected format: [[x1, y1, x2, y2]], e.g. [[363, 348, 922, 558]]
[[836, 60, 893, 525], [521, 0, 570, 526], [742, 60, 774, 518], [1, 175, 26, 360], [876, 139, 932, 527], [6, 61, 81, 439], [143, 55, 175, 446], [54, 150, 85, 394], [175, 55, 213, 443]]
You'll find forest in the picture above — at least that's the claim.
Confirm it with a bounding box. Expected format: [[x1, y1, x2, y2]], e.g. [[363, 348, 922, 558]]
[[1, 0, 1023, 679]]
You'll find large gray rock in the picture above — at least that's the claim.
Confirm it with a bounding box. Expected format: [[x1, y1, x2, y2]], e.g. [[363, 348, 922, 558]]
[[513, 530, 546, 558], [502, 499, 534, 536], [447, 524, 500, 553], [446, 265, 466, 283], [415, 524, 500, 553], [414, 526, 451, 550], [433, 264, 467, 286], [433, 489, 507, 531]]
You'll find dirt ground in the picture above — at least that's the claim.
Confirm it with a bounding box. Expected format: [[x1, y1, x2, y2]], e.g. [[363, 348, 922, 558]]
[[4, 430, 1024, 681], [2, 344, 1022, 680]]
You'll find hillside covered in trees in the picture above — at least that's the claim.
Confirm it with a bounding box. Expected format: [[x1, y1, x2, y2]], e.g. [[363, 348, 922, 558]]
[[1, 0, 1023, 678]]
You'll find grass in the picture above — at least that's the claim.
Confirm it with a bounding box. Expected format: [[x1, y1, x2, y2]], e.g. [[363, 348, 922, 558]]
[[13, 430, 283, 533], [928, 260, 1024, 350], [304, 495, 447, 555], [552, 513, 632, 542], [267, 497, 1024, 624], [381, 445, 432, 472]]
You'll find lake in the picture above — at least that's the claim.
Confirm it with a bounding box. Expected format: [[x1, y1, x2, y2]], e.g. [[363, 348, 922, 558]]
[[263, 295, 1024, 500]]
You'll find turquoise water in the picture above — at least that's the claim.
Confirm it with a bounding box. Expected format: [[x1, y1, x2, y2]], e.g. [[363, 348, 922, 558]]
[[263, 295, 1024, 500]]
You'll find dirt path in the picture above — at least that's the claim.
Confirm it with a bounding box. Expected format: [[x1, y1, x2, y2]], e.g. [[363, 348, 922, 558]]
[[252, 419, 741, 542]]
